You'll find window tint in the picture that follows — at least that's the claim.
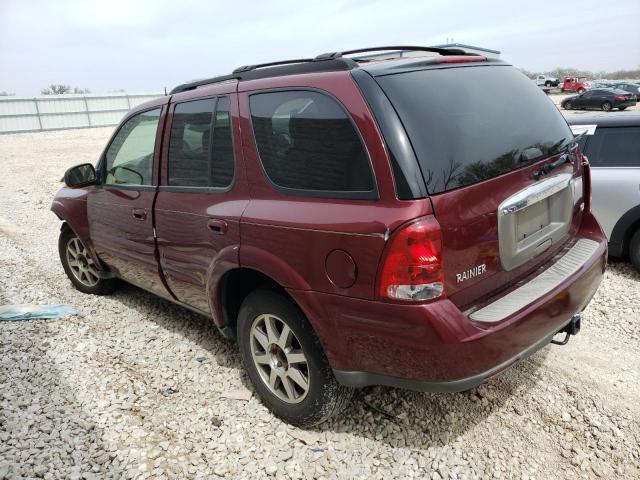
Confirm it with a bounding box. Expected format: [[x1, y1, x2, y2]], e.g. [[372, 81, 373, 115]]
[[168, 99, 215, 187], [168, 97, 234, 188], [583, 127, 640, 167], [249, 90, 374, 195], [105, 108, 161, 185], [375, 66, 574, 194], [210, 97, 234, 188]]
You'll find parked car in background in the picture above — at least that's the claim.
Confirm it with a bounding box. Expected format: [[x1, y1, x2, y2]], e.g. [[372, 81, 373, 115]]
[[616, 83, 640, 100], [536, 74, 559, 87], [562, 76, 591, 94], [51, 46, 607, 426], [561, 88, 636, 111], [568, 113, 640, 271]]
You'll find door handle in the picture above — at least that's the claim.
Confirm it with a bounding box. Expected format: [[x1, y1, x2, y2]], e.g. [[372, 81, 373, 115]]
[[132, 208, 147, 220], [207, 218, 228, 234]]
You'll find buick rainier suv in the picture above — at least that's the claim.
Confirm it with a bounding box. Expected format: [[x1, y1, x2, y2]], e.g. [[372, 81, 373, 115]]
[[52, 46, 607, 426]]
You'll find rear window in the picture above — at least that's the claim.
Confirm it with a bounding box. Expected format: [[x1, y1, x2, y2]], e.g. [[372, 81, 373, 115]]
[[583, 127, 640, 167], [375, 65, 574, 194]]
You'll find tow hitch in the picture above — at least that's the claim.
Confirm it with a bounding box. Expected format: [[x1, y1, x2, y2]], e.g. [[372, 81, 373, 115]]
[[551, 314, 581, 345]]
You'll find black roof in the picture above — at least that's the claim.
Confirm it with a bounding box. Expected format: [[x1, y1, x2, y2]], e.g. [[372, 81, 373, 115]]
[[566, 112, 640, 127], [170, 46, 483, 94]]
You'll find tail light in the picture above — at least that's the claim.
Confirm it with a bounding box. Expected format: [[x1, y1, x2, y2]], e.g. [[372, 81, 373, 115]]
[[613, 95, 626, 100], [435, 55, 486, 64], [378, 216, 444, 302]]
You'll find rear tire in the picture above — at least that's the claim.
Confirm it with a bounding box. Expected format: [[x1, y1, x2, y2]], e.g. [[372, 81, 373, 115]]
[[59, 228, 118, 295], [601, 101, 612, 112], [630, 229, 640, 273], [237, 289, 352, 427], [578, 88, 586, 94]]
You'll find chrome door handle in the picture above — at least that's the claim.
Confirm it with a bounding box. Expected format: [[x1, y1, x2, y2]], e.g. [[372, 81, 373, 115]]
[[207, 219, 228, 234]]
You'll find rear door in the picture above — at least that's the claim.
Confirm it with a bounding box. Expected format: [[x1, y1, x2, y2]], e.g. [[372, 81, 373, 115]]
[[88, 103, 169, 297], [372, 64, 584, 309], [154, 91, 248, 313]]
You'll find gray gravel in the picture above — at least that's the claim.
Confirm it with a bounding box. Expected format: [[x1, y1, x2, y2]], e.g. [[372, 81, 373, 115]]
[[0, 127, 639, 479]]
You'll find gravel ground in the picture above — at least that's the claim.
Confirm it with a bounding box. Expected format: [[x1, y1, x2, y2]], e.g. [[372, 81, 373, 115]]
[[0, 127, 639, 480]]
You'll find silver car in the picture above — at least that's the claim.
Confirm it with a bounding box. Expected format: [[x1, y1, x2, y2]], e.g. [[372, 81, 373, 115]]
[[568, 113, 640, 271]]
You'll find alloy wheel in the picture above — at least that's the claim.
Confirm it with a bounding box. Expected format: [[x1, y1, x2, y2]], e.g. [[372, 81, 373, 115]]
[[601, 102, 612, 112], [249, 314, 310, 404], [66, 237, 100, 287]]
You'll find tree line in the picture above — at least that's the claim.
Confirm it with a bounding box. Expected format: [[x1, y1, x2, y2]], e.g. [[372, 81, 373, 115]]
[[519, 66, 640, 81]]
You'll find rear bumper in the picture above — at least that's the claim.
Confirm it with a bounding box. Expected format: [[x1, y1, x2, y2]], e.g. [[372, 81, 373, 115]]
[[288, 212, 607, 391]]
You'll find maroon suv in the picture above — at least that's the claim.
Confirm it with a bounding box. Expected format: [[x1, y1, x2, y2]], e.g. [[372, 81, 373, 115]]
[[52, 46, 607, 426]]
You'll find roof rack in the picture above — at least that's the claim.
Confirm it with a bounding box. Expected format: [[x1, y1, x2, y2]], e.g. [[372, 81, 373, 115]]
[[314, 46, 473, 60], [232, 58, 315, 74], [170, 46, 473, 94], [170, 57, 357, 94]]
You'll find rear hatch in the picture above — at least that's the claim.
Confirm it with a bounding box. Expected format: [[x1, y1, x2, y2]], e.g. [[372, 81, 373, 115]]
[[373, 62, 584, 309]]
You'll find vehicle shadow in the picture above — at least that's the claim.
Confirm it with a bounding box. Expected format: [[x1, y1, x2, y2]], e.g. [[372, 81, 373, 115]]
[[115, 281, 550, 451]]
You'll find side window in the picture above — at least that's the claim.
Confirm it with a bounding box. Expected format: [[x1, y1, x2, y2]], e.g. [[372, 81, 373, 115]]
[[168, 97, 234, 188], [168, 99, 215, 187], [105, 108, 161, 185], [249, 90, 375, 196], [210, 97, 234, 188], [585, 127, 640, 167]]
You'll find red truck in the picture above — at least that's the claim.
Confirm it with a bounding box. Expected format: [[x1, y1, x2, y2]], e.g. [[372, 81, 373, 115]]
[[562, 76, 592, 94], [52, 46, 607, 426]]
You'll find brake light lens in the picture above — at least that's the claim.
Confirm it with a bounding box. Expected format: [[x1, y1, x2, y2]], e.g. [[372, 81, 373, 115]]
[[435, 55, 486, 64], [613, 95, 626, 100], [378, 216, 444, 302]]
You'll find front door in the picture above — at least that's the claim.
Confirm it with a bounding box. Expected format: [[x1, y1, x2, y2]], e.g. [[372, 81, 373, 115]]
[[155, 92, 247, 313], [88, 104, 169, 297]]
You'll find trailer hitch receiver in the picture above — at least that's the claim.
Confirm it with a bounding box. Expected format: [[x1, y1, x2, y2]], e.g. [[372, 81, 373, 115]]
[[551, 314, 581, 346]]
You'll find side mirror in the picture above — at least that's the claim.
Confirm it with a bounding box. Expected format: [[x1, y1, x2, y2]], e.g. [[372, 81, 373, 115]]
[[64, 163, 97, 187]]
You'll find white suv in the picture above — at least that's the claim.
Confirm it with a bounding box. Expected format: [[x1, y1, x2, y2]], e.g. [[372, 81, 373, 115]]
[[569, 113, 640, 271]]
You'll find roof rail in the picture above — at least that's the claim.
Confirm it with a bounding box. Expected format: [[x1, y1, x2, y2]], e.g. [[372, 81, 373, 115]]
[[170, 57, 358, 95], [314, 46, 472, 60], [170, 46, 473, 95], [232, 58, 315, 74], [170, 74, 238, 95]]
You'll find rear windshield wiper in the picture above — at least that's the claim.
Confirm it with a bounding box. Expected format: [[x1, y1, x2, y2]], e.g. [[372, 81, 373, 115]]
[[533, 131, 586, 179]]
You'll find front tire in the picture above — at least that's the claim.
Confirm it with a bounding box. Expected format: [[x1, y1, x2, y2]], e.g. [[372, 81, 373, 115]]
[[630, 229, 640, 273], [237, 289, 352, 427], [59, 228, 117, 295], [563, 101, 573, 110], [601, 101, 612, 112], [619, 106, 627, 111]]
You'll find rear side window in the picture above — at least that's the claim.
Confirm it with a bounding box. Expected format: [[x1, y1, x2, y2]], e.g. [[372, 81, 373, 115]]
[[583, 127, 640, 167], [168, 97, 234, 188], [249, 90, 375, 197], [375, 65, 574, 194]]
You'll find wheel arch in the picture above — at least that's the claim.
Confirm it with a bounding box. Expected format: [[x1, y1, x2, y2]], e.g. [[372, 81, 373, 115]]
[[609, 205, 640, 258], [52, 199, 102, 267], [214, 266, 346, 370]]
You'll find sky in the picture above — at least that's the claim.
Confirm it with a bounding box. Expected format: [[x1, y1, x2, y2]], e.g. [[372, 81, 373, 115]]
[[1, 0, 639, 95]]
